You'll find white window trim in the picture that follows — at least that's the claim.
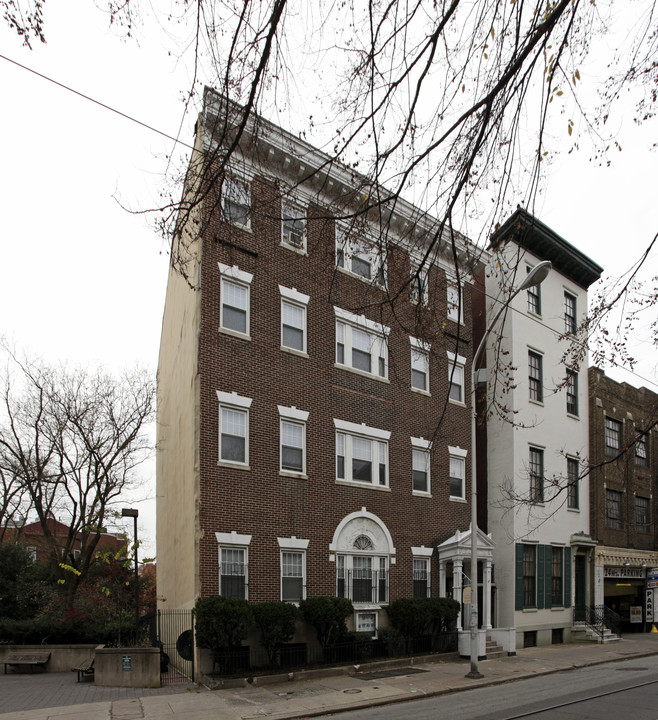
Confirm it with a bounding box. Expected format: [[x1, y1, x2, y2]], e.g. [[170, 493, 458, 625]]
[[277, 537, 309, 603], [223, 176, 251, 230], [336, 224, 386, 286], [281, 199, 307, 253], [216, 391, 253, 468], [279, 285, 309, 356], [410, 261, 429, 305], [447, 282, 463, 323], [447, 351, 466, 406], [333, 420, 391, 489], [410, 337, 431, 395], [216, 531, 252, 600], [448, 445, 467, 501], [355, 610, 379, 638], [411, 439, 431, 496], [334, 307, 390, 381], [218, 263, 253, 339], [278, 406, 309, 477]]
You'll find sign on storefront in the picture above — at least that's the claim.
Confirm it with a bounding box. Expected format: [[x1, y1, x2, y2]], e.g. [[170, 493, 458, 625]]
[[647, 568, 658, 589], [646, 589, 654, 622], [605, 566, 645, 579], [630, 606, 643, 623]]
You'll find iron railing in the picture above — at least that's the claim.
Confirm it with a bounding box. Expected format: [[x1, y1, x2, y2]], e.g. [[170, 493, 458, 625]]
[[574, 604, 622, 639]]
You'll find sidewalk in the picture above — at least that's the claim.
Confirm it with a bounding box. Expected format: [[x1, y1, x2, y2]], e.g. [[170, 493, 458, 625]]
[[2, 634, 658, 720]]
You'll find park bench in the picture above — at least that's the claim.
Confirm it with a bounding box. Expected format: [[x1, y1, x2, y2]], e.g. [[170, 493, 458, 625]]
[[72, 657, 95, 682], [3, 651, 51, 674]]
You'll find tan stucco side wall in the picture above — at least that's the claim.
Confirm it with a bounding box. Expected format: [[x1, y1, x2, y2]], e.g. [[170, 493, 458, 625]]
[[156, 139, 205, 611]]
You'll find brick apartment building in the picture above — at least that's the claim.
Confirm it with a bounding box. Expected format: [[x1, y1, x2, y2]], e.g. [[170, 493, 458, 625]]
[[588, 366, 658, 631], [156, 89, 489, 643]]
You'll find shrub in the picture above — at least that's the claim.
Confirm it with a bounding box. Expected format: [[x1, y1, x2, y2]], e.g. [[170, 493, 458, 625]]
[[194, 595, 253, 652], [252, 602, 299, 666], [378, 626, 405, 657], [386, 597, 460, 652], [300, 596, 353, 649]]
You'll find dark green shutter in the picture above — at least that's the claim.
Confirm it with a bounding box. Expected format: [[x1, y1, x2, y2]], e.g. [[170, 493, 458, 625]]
[[515, 544, 524, 610], [564, 547, 572, 608], [545, 546, 554, 608], [537, 545, 545, 609]]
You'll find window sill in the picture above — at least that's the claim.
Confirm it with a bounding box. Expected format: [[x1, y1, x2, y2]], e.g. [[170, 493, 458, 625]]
[[566, 412, 580, 420], [217, 461, 251, 470], [335, 479, 391, 492], [521, 608, 538, 613], [550, 606, 565, 611], [446, 316, 463, 325], [413, 490, 432, 498], [529, 398, 544, 408], [411, 387, 431, 397], [219, 327, 252, 341], [280, 241, 307, 255], [225, 219, 252, 233], [336, 265, 386, 289], [449, 496, 467, 503], [279, 471, 308, 480], [334, 363, 390, 383], [448, 399, 466, 408], [567, 507, 580, 513], [281, 346, 309, 359]]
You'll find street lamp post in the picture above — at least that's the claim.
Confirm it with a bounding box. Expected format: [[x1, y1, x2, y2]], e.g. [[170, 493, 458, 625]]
[[122, 508, 140, 631], [466, 260, 552, 679]]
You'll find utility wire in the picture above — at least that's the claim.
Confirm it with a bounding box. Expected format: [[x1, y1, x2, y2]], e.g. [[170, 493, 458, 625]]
[[2, 53, 656, 392], [0, 52, 196, 152]]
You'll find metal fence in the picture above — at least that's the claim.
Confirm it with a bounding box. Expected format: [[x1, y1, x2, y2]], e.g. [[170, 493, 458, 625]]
[[145, 609, 195, 684]]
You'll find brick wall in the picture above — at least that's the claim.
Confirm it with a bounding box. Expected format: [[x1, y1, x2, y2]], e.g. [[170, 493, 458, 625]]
[[195, 169, 473, 603]]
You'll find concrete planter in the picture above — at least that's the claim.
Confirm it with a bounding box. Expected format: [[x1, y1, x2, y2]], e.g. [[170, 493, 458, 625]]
[[94, 646, 160, 688]]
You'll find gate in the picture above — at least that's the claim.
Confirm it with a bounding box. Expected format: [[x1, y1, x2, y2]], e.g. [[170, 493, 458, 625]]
[[152, 609, 195, 684]]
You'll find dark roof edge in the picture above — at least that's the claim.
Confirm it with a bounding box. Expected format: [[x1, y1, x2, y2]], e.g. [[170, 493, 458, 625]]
[[489, 208, 603, 289]]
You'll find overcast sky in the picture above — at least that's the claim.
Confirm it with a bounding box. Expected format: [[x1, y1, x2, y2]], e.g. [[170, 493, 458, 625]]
[[1, 2, 656, 556]]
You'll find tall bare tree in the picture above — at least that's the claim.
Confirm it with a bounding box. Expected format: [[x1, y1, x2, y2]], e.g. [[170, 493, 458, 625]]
[[0, 345, 154, 598]]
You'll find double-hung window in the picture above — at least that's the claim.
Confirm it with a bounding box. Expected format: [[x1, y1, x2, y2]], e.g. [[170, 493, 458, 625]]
[[278, 405, 308, 476], [335, 419, 390, 487], [282, 201, 306, 251], [413, 557, 431, 599], [219, 263, 253, 338], [447, 351, 466, 403], [605, 417, 622, 456], [335, 307, 389, 379], [410, 262, 429, 304], [216, 391, 252, 466], [528, 351, 543, 402], [636, 496, 650, 533], [566, 369, 578, 416], [564, 292, 577, 333], [522, 544, 536, 607], [447, 283, 463, 323], [278, 537, 309, 603], [411, 437, 431, 494], [527, 266, 541, 314], [529, 447, 544, 503], [222, 176, 251, 228], [567, 457, 579, 509], [606, 489, 623, 529], [336, 226, 385, 285], [216, 531, 252, 600], [279, 285, 309, 354], [635, 430, 649, 467], [410, 337, 430, 392], [449, 446, 467, 499]]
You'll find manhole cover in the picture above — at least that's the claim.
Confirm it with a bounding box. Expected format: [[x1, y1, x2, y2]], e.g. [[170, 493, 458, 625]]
[[344, 689, 362, 694], [357, 667, 428, 680]]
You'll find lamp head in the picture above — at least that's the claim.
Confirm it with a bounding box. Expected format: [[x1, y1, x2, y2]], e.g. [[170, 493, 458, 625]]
[[519, 260, 552, 291], [121, 508, 138, 518]]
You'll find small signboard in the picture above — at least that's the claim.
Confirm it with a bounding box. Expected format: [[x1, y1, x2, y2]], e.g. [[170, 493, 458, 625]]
[[122, 655, 132, 672], [647, 568, 658, 589], [462, 586, 472, 604], [647, 589, 655, 622], [630, 606, 643, 624]]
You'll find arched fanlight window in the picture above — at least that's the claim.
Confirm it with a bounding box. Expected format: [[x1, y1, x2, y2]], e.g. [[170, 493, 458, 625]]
[[353, 534, 374, 551]]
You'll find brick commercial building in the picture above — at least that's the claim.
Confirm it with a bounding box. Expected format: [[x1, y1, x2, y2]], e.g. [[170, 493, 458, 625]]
[[156, 89, 490, 652], [588, 367, 658, 632]]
